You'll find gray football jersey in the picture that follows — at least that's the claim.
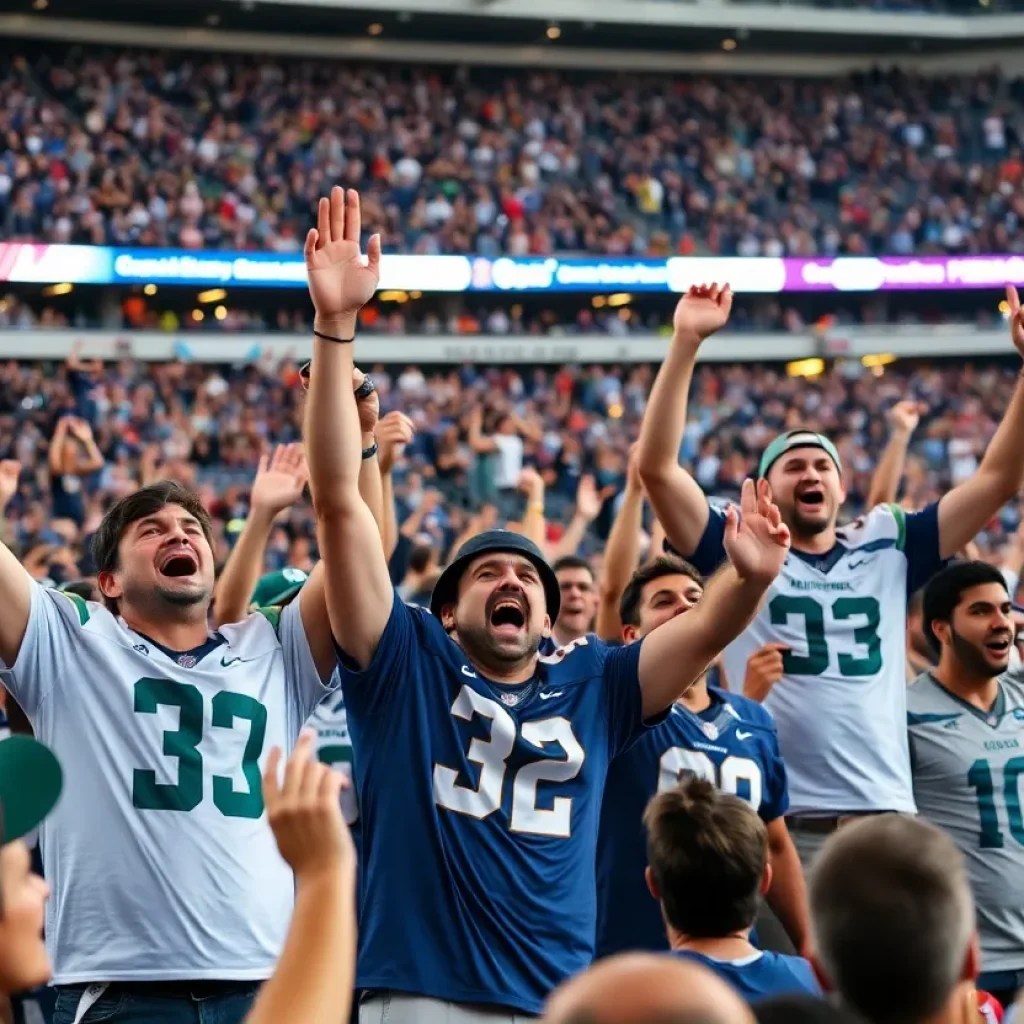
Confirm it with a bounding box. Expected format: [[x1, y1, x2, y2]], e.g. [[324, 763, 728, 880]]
[[908, 672, 1024, 971]]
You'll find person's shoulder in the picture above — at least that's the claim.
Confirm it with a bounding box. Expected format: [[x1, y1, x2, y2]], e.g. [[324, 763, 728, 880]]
[[715, 687, 776, 730], [836, 503, 903, 546], [539, 633, 617, 681]]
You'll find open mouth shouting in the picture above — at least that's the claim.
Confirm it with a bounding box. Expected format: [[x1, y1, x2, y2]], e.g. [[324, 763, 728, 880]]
[[488, 592, 528, 639], [795, 486, 826, 515], [984, 633, 1012, 660], [158, 547, 200, 580]]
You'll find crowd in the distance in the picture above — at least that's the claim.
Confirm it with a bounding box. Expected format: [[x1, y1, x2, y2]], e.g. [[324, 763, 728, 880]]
[[6, 45, 1024, 257], [0, 348, 1022, 591]]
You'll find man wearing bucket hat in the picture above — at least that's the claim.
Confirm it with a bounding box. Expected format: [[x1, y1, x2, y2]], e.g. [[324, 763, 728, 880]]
[[302, 188, 791, 1023], [639, 282, 1024, 870]]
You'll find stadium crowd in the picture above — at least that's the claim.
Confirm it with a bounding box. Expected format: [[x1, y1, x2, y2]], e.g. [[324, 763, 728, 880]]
[[6, 186, 1024, 1024], [6, 47, 1024, 257], [1, 345, 1023, 592]]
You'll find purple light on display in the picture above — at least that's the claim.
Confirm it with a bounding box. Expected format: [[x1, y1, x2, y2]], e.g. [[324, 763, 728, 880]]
[[784, 255, 1024, 292]]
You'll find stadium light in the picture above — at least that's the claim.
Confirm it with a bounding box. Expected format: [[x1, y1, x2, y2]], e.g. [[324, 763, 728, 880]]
[[143, 284, 157, 296], [546, 25, 561, 39], [197, 288, 227, 304], [42, 283, 73, 297], [786, 358, 825, 378]]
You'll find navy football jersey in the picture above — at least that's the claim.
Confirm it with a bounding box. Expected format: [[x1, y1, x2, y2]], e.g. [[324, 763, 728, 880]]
[[673, 950, 820, 1002], [339, 595, 651, 1015], [596, 687, 788, 957]]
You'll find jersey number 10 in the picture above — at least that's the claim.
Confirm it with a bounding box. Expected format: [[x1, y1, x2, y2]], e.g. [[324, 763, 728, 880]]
[[433, 685, 585, 838]]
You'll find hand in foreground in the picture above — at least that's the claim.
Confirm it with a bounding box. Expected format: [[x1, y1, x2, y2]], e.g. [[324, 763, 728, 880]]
[[305, 187, 381, 326], [672, 282, 733, 346], [263, 731, 354, 882], [723, 479, 790, 586], [377, 411, 416, 475], [742, 642, 790, 702]]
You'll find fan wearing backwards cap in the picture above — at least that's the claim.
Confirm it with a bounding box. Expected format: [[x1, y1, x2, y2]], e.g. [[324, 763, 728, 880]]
[[638, 283, 1024, 871], [302, 188, 792, 1024]]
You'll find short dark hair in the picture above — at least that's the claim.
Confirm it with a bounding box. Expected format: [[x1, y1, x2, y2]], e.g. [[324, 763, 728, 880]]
[[92, 481, 214, 610], [644, 776, 766, 939], [754, 996, 866, 1024], [408, 543, 436, 575], [921, 560, 1009, 655], [552, 555, 594, 578], [620, 556, 704, 628], [809, 815, 974, 1024]]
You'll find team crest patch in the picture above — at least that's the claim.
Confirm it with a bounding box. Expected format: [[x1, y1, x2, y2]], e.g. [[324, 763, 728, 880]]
[[500, 692, 521, 707], [176, 655, 198, 669], [702, 722, 719, 741]]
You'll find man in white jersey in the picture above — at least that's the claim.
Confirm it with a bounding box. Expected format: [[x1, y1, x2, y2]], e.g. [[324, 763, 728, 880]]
[[908, 560, 1024, 1010], [0, 479, 338, 1024], [638, 282, 1024, 866]]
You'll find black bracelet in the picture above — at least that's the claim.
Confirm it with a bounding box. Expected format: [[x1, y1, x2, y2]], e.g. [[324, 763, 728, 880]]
[[354, 377, 376, 400], [362, 441, 378, 460], [313, 328, 355, 344]]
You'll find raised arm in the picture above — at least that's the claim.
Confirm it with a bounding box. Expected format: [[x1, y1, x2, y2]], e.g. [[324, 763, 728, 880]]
[[376, 411, 416, 560], [517, 467, 548, 552], [303, 188, 391, 670], [865, 401, 923, 509], [547, 474, 602, 562], [637, 478, 789, 719], [595, 452, 645, 641], [936, 289, 1024, 560], [66, 419, 104, 475], [0, 461, 33, 667], [355, 381, 385, 545], [637, 285, 732, 558], [213, 444, 309, 628], [248, 733, 356, 1024], [47, 417, 70, 475]]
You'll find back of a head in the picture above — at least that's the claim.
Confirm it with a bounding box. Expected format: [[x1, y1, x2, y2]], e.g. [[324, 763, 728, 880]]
[[544, 953, 755, 1024], [809, 815, 975, 1024], [754, 995, 866, 1024], [644, 776, 766, 938]]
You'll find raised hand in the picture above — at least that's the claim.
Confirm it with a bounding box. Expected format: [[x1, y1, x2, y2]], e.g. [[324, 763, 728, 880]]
[[888, 400, 925, 436], [262, 731, 353, 881], [723, 479, 790, 586], [377, 411, 416, 475], [575, 474, 602, 523], [518, 466, 545, 504], [305, 187, 381, 326], [672, 282, 733, 346], [742, 642, 790, 703], [352, 368, 380, 435], [1008, 286, 1024, 357], [0, 460, 21, 511], [251, 443, 309, 519]]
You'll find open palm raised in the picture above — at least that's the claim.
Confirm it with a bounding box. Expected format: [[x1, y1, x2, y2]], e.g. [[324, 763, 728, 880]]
[[722, 479, 791, 586], [305, 187, 382, 323]]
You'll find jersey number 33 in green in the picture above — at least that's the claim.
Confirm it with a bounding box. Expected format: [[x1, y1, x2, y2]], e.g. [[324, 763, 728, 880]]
[[769, 595, 882, 676], [132, 678, 268, 819]]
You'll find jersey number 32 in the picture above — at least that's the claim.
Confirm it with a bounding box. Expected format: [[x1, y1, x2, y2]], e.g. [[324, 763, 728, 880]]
[[433, 685, 585, 839]]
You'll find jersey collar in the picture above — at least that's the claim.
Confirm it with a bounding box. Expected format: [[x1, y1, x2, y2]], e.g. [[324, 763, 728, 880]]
[[926, 672, 1006, 728]]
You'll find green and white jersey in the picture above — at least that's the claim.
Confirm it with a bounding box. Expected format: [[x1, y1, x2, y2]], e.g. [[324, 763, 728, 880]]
[[307, 679, 359, 827], [908, 672, 1024, 972], [0, 581, 334, 984], [682, 501, 943, 815]]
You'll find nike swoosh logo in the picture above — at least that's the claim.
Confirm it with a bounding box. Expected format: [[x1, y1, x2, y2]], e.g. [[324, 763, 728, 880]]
[[735, 730, 752, 740], [221, 656, 242, 668], [848, 560, 869, 569], [539, 691, 563, 700]]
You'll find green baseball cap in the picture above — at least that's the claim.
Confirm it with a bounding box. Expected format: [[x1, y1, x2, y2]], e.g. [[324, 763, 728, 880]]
[[0, 736, 63, 843], [251, 567, 309, 609], [758, 430, 843, 480]]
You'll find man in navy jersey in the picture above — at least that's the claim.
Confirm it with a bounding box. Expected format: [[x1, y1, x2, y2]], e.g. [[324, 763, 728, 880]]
[[646, 776, 820, 1003], [597, 556, 808, 960], [302, 189, 793, 1022]]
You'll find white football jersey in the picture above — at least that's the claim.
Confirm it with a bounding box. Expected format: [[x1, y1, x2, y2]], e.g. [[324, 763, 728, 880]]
[[0, 581, 333, 984], [708, 503, 942, 814]]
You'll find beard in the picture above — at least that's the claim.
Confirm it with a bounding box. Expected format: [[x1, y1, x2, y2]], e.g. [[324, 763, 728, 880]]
[[786, 502, 834, 538], [455, 619, 542, 671], [950, 627, 1007, 679], [122, 577, 211, 617]]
